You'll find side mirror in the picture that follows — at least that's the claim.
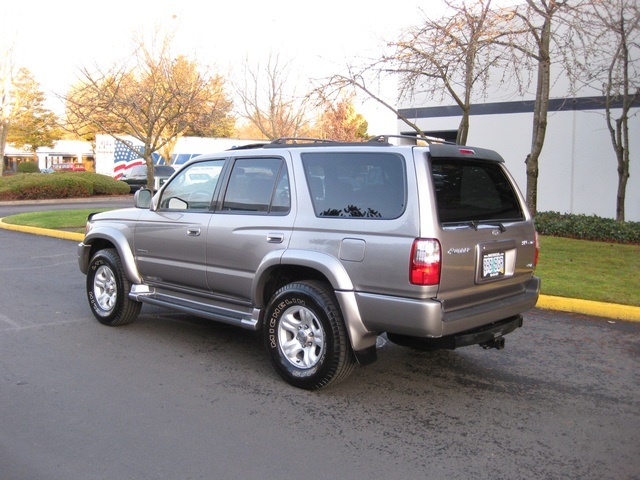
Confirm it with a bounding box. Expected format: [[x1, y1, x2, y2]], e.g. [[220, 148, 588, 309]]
[[134, 188, 152, 209]]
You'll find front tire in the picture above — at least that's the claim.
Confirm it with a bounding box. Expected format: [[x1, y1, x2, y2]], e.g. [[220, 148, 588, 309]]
[[263, 280, 355, 390], [86, 248, 141, 326]]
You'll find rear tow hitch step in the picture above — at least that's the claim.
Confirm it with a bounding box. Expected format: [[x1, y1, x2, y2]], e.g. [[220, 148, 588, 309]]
[[481, 337, 505, 350]]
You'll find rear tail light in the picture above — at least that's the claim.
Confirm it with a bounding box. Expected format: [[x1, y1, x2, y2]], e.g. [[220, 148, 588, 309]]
[[534, 231, 540, 267], [410, 239, 441, 285]]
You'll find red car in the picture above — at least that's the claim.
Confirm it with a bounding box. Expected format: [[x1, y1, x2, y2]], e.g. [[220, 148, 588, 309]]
[[52, 163, 86, 172]]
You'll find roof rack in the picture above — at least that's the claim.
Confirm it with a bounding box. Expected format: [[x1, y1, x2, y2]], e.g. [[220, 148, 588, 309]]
[[228, 142, 270, 150], [273, 137, 339, 144], [367, 134, 456, 146], [227, 134, 456, 151], [229, 138, 338, 150]]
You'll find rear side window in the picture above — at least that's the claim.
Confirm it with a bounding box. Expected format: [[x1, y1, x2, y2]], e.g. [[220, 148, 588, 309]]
[[431, 159, 524, 223], [221, 157, 290, 214], [301, 152, 406, 219]]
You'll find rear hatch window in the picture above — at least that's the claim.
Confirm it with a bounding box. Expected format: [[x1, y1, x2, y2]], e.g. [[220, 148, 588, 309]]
[[431, 158, 524, 225]]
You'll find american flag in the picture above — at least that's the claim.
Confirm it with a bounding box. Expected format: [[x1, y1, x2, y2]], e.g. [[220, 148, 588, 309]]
[[113, 139, 144, 179]]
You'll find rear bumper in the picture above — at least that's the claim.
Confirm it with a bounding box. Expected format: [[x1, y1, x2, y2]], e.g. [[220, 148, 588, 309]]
[[355, 276, 540, 337], [387, 315, 523, 350], [447, 314, 522, 349]]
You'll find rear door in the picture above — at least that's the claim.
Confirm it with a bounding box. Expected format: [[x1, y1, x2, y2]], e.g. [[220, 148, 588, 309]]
[[425, 145, 537, 311], [205, 155, 294, 304]]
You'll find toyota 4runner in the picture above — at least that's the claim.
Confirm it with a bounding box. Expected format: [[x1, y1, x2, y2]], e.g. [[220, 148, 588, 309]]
[[78, 135, 540, 390]]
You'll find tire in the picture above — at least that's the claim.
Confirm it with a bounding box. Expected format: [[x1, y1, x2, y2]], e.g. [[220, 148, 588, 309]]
[[86, 248, 141, 326], [263, 280, 356, 390]]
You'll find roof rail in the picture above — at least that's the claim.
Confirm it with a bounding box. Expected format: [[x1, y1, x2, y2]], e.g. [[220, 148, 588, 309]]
[[227, 138, 334, 150], [271, 137, 338, 145], [367, 134, 455, 146], [228, 142, 269, 150], [226, 135, 456, 151]]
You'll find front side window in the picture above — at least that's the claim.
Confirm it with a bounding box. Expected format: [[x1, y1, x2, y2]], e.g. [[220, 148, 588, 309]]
[[302, 152, 406, 219], [159, 159, 225, 210], [431, 159, 524, 224], [221, 157, 290, 214]]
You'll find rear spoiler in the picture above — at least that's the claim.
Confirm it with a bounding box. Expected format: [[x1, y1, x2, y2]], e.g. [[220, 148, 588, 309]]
[[428, 143, 505, 163]]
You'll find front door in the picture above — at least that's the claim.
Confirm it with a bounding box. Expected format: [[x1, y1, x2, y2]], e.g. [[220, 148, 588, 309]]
[[134, 159, 226, 292]]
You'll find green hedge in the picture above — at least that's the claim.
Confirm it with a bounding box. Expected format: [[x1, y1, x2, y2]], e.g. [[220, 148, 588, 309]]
[[535, 211, 640, 245], [0, 172, 130, 200], [17, 161, 40, 173]]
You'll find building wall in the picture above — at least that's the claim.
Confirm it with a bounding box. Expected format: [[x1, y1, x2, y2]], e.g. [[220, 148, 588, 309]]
[[397, 101, 640, 222]]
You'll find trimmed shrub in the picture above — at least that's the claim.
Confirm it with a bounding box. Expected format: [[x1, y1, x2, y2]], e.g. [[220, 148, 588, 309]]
[[535, 211, 640, 245], [17, 162, 40, 173], [0, 172, 130, 200]]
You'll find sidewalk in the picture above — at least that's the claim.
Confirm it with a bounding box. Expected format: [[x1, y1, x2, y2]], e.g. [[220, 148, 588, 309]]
[[1, 217, 639, 322]]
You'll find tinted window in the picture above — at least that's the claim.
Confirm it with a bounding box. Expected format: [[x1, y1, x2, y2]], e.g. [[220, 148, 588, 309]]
[[160, 159, 225, 210], [221, 158, 290, 214], [154, 166, 175, 176], [431, 159, 524, 223], [301, 152, 406, 219]]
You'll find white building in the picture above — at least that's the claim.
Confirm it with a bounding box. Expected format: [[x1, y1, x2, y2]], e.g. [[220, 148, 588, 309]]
[[396, 41, 639, 223]]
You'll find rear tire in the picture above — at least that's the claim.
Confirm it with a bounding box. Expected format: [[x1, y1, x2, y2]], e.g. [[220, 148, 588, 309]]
[[86, 248, 141, 326], [263, 280, 355, 390]]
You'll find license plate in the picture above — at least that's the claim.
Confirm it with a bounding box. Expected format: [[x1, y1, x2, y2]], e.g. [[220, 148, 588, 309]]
[[482, 252, 505, 279]]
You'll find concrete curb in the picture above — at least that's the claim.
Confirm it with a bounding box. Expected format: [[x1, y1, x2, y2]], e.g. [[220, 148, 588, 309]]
[[536, 295, 640, 322], [0, 218, 84, 242], [1, 218, 638, 322]]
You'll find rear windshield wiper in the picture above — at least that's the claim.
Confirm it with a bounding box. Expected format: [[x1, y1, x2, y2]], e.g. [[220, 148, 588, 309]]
[[470, 220, 506, 232], [443, 220, 506, 231]]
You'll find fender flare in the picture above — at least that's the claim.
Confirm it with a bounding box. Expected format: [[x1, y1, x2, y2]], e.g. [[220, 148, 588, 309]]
[[252, 249, 354, 307], [252, 249, 377, 354], [83, 227, 142, 284]]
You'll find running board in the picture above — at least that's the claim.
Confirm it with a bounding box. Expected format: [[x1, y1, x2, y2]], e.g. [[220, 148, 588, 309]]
[[129, 284, 260, 330]]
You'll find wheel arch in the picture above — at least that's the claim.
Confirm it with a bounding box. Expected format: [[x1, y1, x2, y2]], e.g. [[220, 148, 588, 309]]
[[253, 250, 378, 361], [252, 249, 354, 308], [82, 228, 142, 284]]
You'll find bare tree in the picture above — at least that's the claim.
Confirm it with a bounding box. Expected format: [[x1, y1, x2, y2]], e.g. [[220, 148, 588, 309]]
[[388, 0, 509, 145], [233, 54, 312, 140], [0, 43, 16, 176], [572, 0, 640, 221], [492, 0, 575, 215], [65, 30, 232, 188], [314, 0, 514, 144], [315, 64, 425, 138]]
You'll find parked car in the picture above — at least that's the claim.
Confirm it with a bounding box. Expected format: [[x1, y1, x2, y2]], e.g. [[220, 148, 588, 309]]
[[78, 135, 540, 390], [120, 165, 175, 193], [52, 163, 86, 172]]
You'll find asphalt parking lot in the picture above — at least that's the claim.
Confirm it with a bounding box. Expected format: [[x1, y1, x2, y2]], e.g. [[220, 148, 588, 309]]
[[0, 219, 639, 479], [0, 199, 640, 480]]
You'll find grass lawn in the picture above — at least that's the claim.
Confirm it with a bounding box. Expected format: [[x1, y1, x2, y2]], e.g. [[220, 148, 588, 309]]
[[2, 209, 638, 306], [536, 236, 639, 306], [1, 209, 112, 233]]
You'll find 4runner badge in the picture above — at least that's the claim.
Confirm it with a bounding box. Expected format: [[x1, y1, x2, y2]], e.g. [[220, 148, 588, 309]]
[[448, 247, 471, 255]]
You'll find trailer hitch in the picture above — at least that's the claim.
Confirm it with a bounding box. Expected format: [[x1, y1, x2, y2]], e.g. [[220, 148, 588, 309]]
[[480, 336, 505, 350]]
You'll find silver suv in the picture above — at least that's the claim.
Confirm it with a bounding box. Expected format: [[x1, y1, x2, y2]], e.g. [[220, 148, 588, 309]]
[[78, 136, 540, 390]]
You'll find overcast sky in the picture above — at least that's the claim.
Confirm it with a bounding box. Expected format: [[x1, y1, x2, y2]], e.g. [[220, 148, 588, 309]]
[[2, 0, 446, 133]]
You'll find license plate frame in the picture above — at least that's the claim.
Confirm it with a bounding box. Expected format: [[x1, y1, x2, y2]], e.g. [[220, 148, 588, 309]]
[[482, 251, 505, 279]]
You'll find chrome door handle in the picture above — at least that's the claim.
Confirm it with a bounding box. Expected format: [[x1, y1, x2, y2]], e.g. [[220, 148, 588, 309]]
[[267, 233, 284, 243], [187, 227, 201, 236]]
